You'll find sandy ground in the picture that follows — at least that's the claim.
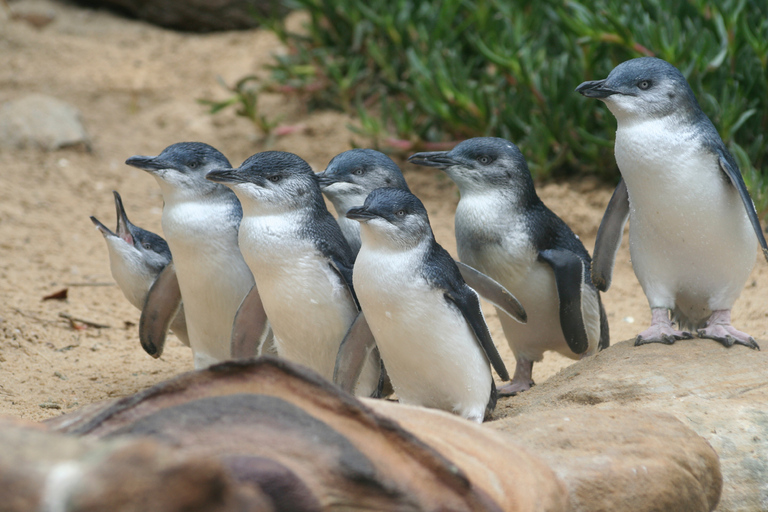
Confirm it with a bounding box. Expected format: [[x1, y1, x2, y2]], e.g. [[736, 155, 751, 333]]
[[1, 0, 766, 422]]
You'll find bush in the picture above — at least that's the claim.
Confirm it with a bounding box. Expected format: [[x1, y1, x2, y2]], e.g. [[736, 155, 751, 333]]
[[257, 0, 767, 208]]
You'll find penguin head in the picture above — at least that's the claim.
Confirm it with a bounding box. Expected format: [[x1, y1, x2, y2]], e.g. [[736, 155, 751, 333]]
[[91, 191, 172, 277], [575, 57, 700, 121], [408, 137, 533, 195], [206, 151, 324, 214], [318, 149, 409, 210], [346, 188, 432, 250], [125, 142, 233, 196]]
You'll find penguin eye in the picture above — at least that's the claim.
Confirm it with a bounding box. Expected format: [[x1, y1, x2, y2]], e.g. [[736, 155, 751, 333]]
[[477, 155, 492, 165], [268, 175, 281, 183], [395, 209, 406, 217], [352, 168, 364, 176], [638, 80, 652, 90], [188, 161, 198, 169], [143, 242, 152, 250]]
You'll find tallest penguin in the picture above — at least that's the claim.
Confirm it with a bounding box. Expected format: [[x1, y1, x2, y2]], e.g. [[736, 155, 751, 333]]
[[577, 57, 768, 348]]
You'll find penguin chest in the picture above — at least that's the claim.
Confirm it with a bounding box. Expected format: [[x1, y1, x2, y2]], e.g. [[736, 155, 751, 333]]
[[354, 247, 492, 420], [161, 201, 254, 362], [105, 239, 155, 310], [239, 215, 357, 378], [615, 119, 757, 309]]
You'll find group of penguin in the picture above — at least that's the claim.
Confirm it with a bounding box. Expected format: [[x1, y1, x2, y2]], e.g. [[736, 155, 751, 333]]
[[91, 57, 768, 423]]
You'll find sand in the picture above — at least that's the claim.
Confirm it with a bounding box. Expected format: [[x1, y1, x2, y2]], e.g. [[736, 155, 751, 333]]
[[1, 0, 766, 422]]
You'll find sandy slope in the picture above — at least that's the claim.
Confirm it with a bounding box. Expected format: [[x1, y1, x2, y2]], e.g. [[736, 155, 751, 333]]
[[1, 0, 766, 421]]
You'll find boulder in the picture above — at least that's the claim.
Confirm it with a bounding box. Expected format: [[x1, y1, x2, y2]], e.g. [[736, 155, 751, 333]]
[[490, 408, 721, 512], [69, 0, 289, 32], [0, 94, 90, 151], [494, 339, 768, 512], [0, 417, 268, 512], [49, 357, 570, 512]]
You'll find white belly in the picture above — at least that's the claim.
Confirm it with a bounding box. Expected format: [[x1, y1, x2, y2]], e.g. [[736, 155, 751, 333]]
[[163, 201, 254, 368], [456, 196, 574, 361], [239, 214, 377, 395], [354, 243, 492, 422], [616, 118, 757, 321]]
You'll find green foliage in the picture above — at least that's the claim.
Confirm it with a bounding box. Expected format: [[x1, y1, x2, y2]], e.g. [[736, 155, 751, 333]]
[[261, 0, 768, 208], [199, 75, 280, 137]]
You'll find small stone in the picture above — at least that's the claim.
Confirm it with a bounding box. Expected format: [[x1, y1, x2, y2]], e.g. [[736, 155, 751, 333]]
[[0, 94, 91, 151], [54, 371, 67, 381], [39, 402, 61, 410]]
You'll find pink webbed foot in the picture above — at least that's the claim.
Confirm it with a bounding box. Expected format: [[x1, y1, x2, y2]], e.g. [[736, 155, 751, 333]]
[[697, 310, 760, 350], [498, 358, 534, 397], [635, 308, 692, 346]]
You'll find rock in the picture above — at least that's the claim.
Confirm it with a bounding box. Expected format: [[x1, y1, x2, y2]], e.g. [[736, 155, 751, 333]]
[[49, 357, 569, 511], [494, 339, 768, 512], [489, 408, 721, 512], [69, 0, 289, 32], [0, 94, 90, 151], [0, 416, 269, 512], [363, 399, 570, 512]]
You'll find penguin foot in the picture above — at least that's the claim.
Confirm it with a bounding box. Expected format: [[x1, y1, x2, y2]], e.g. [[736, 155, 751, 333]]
[[498, 358, 534, 396], [497, 380, 534, 397], [635, 308, 692, 346], [697, 310, 760, 350]]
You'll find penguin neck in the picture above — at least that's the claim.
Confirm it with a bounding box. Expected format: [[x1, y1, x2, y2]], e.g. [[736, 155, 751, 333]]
[[458, 179, 541, 214], [155, 177, 233, 207], [359, 224, 431, 256]]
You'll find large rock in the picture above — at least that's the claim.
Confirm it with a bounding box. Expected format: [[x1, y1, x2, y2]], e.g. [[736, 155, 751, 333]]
[[0, 94, 90, 151], [0, 417, 267, 512], [69, 0, 288, 32], [495, 339, 768, 512], [49, 358, 570, 512], [490, 408, 721, 512]]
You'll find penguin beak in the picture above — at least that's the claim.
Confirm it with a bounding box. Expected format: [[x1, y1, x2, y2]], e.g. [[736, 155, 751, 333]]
[[407, 151, 459, 169], [346, 206, 378, 222], [112, 191, 135, 245], [125, 155, 172, 174], [90, 215, 115, 238], [575, 79, 617, 98], [206, 169, 247, 185], [316, 170, 335, 189]]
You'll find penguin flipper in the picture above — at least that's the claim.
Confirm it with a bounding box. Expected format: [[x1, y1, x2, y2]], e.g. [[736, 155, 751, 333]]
[[592, 179, 629, 292], [445, 287, 510, 381], [333, 311, 380, 394], [717, 151, 768, 263], [455, 261, 527, 323], [538, 249, 589, 355], [231, 284, 270, 359], [139, 262, 182, 358], [329, 259, 359, 308]]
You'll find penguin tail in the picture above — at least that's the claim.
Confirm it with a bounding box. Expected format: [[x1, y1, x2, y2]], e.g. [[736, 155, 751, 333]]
[[484, 381, 498, 421], [597, 293, 611, 351]]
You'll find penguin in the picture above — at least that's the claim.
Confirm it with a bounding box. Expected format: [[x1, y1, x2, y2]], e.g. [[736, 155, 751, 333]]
[[90, 190, 189, 352], [205, 151, 381, 396], [409, 137, 609, 395], [576, 56, 768, 348], [317, 148, 411, 255], [125, 142, 268, 368], [347, 187, 509, 422]]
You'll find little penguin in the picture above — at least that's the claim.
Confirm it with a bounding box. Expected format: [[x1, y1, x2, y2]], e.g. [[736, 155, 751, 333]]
[[125, 142, 268, 368], [206, 151, 381, 397], [90, 191, 189, 352], [347, 187, 509, 422], [577, 57, 768, 349], [409, 137, 609, 396], [317, 148, 411, 255]]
